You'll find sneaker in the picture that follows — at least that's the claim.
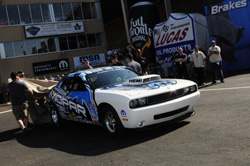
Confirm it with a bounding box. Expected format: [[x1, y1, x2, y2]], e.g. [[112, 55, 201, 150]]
[[22, 128, 29, 137], [211, 81, 216, 85]]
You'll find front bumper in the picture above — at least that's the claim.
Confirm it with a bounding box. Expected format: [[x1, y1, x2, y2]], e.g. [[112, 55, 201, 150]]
[[121, 91, 200, 129]]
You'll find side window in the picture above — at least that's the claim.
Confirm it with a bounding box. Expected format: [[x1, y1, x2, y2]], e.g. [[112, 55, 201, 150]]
[[68, 78, 75, 91], [60, 77, 70, 92], [72, 77, 87, 91], [60, 77, 87, 92]]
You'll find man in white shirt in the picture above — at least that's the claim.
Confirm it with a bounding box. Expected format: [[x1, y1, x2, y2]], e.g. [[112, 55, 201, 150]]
[[208, 40, 224, 84], [191, 46, 206, 86]]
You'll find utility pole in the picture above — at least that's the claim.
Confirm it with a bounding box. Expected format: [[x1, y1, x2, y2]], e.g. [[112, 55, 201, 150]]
[[121, 0, 130, 43], [164, 0, 172, 19]]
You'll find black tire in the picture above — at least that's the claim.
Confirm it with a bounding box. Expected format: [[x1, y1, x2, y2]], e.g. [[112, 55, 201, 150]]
[[101, 106, 125, 137], [50, 105, 63, 127]]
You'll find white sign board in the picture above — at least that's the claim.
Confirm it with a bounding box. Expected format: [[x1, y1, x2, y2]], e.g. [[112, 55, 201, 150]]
[[153, 14, 195, 59], [25, 22, 84, 38], [73, 53, 106, 69]]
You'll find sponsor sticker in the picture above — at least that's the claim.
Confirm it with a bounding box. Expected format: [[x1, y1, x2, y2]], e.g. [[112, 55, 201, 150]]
[[121, 110, 127, 117]]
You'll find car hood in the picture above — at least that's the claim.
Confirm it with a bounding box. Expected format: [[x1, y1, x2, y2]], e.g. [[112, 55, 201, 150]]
[[94, 75, 197, 99]]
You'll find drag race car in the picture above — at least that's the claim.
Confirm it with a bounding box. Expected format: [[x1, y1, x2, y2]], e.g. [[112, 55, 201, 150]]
[[48, 66, 200, 137]]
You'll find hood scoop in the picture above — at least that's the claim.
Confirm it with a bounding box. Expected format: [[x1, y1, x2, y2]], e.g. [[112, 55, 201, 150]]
[[123, 75, 161, 86]]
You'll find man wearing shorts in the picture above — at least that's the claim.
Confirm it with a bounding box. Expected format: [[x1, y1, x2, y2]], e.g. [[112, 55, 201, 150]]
[[8, 72, 33, 133]]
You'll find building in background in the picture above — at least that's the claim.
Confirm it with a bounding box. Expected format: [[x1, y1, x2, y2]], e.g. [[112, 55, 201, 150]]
[[0, 0, 107, 84]]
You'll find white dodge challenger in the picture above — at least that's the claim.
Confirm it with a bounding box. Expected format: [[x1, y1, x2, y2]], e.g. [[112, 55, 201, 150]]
[[49, 66, 200, 137]]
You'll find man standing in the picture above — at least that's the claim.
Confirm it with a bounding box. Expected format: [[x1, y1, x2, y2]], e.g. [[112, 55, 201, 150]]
[[191, 46, 207, 86], [134, 49, 150, 75], [8, 72, 33, 134], [174, 47, 188, 79], [208, 40, 224, 84], [111, 55, 125, 66], [83, 59, 93, 69], [125, 53, 142, 73]]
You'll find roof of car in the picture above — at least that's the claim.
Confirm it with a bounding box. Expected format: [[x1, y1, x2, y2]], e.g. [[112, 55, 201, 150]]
[[65, 66, 127, 80]]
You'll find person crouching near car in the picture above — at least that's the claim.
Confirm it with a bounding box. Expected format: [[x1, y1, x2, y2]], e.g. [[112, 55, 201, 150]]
[[8, 72, 33, 134]]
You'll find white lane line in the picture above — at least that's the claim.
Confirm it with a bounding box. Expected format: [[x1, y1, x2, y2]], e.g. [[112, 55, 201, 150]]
[[200, 86, 250, 92], [0, 110, 12, 114]]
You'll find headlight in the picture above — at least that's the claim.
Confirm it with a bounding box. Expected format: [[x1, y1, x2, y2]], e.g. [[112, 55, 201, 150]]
[[138, 98, 147, 106], [183, 87, 190, 94], [129, 98, 147, 108], [129, 100, 138, 108], [189, 85, 196, 92]]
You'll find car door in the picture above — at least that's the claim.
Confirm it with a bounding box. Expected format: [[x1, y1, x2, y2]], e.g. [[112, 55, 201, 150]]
[[66, 77, 100, 125]]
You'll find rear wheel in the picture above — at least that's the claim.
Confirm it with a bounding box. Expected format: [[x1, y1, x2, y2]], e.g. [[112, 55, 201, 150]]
[[101, 106, 125, 137], [50, 106, 63, 127]]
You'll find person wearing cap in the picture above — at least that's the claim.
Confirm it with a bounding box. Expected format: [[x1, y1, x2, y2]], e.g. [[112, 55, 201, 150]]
[[83, 59, 93, 69], [8, 72, 33, 134], [111, 54, 125, 66], [125, 53, 142, 73]]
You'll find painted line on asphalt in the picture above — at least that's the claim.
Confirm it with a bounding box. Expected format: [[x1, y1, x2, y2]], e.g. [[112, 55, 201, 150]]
[[200, 86, 250, 92], [0, 110, 12, 114]]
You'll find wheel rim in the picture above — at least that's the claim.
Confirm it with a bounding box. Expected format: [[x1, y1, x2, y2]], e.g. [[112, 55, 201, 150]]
[[51, 108, 59, 124], [104, 111, 116, 133]]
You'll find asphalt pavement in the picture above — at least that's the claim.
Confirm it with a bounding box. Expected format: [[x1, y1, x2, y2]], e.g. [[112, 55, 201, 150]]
[[0, 70, 250, 166]]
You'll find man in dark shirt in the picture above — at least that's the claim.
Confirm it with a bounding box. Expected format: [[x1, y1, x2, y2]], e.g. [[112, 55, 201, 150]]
[[8, 72, 33, 133], [134, 49, 150, 75], [111, 54, 125, 66], [174, 47, 188, 79]]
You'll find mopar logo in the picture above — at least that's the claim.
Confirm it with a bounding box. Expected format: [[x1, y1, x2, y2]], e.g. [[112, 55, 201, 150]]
[[50, 90, 87, 118], [121, 110, 126, 117], [59, 60, 68, 69]]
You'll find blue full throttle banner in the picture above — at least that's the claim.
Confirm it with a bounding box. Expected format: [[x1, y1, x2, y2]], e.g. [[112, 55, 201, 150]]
[[204, 0, 250, 72]]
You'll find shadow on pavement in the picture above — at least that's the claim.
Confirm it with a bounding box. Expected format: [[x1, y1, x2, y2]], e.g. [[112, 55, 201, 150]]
[[0, 128, 22, 142], [8, 121, 190, 156]]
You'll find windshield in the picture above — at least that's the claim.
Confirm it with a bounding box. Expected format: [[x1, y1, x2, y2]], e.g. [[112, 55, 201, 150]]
[[86, 68, 140, 89]]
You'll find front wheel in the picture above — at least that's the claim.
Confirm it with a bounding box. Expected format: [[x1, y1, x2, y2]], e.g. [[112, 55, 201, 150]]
[[101, 107, 125, 137]]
